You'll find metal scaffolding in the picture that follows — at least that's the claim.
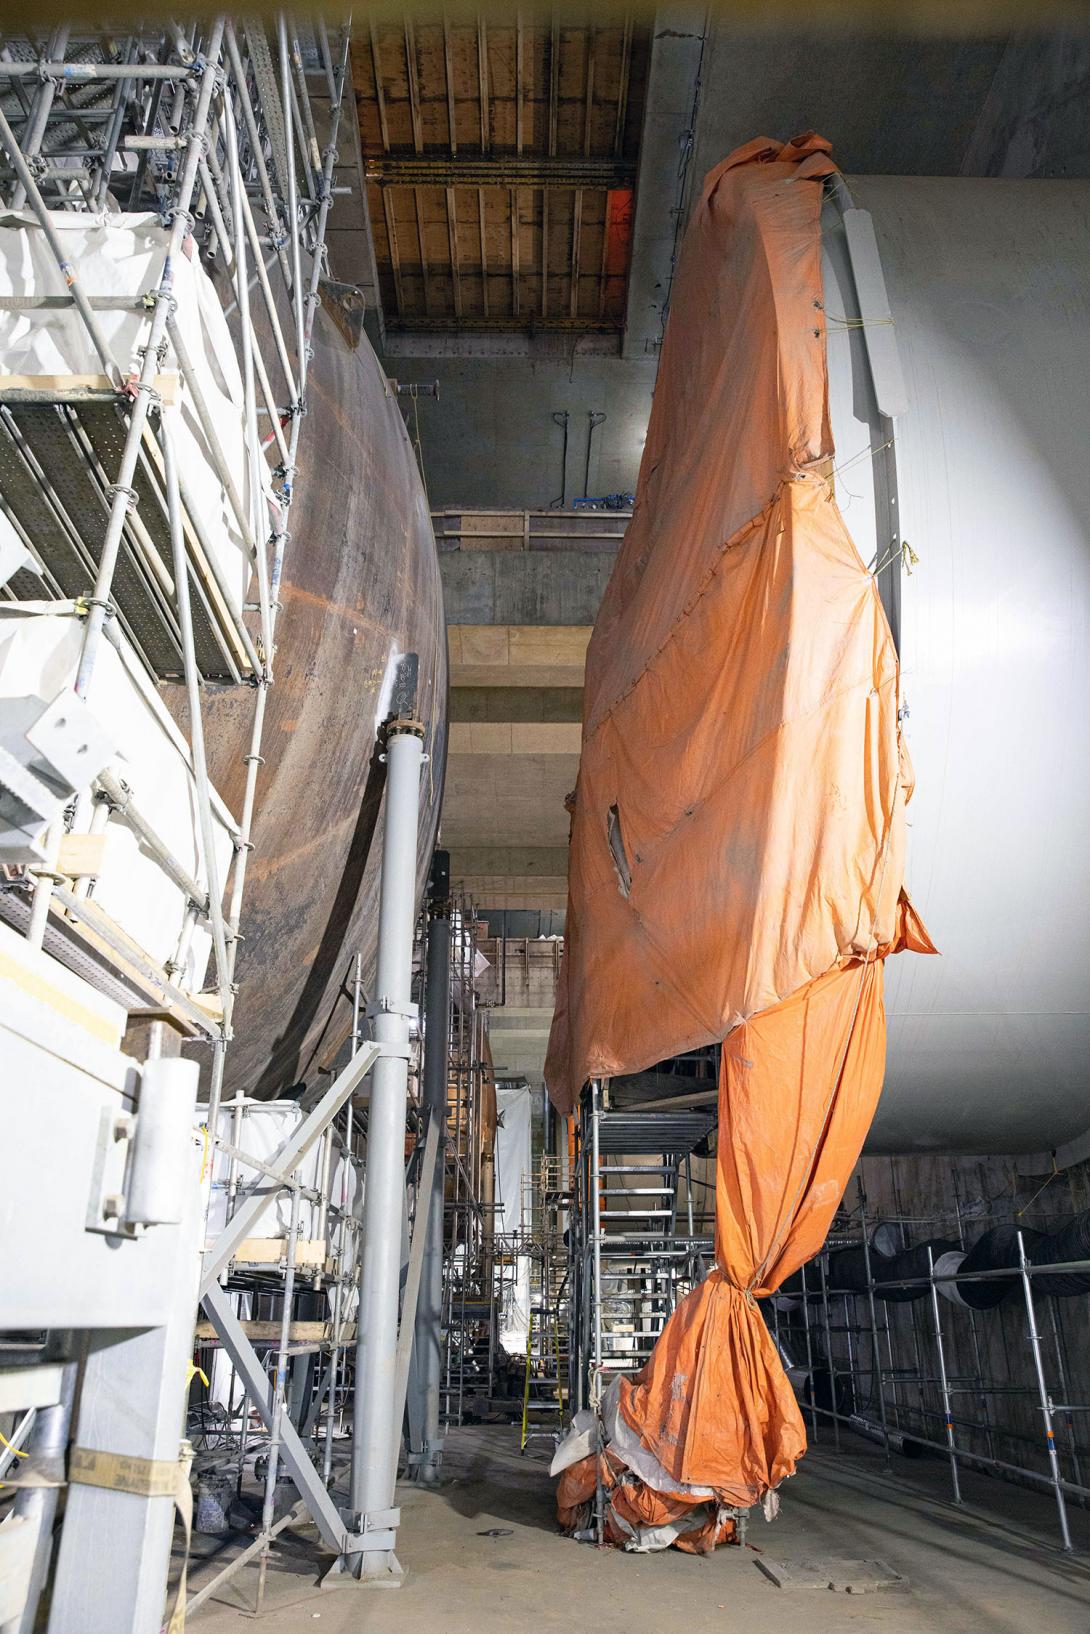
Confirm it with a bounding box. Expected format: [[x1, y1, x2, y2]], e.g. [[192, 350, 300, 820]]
[[0, 18, 449, 1625], [439, 893, 502, 1430], [519, 1150, 570, 1451], [770, 1166, 1090, 1554], [568, 1081, 714, 1414], [0, 18, 350, 1105]]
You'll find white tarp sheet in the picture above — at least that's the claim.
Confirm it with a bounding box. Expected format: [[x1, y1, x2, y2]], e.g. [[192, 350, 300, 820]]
[[494, 1080, 532, 1355], [0, 610, 234, 987], [0, 209, 278, 615], [203, 1098, 360, 1257], [200, 1099, 361, 1414]]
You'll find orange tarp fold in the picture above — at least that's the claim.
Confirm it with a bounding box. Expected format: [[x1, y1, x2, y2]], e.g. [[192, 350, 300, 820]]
[[546, 133, 935, 1538], [546, 132, 918, 1113], [618, 955, 887, 1502]]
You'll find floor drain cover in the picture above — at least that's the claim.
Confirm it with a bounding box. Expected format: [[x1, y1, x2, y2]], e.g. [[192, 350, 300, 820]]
[[755, 1556, 908, 1593]]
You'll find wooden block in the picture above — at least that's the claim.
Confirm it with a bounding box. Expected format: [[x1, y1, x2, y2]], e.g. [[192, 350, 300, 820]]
[[57, 833, 108, 879], [193, 1320, 357, 1344], [0, 371, 179, 404], [206, 1237, 328, 1270]]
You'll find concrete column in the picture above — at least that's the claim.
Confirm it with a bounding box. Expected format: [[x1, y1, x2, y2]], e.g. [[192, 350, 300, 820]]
[[350, 722, 425, 1580], [408, 852, 452, 1483]]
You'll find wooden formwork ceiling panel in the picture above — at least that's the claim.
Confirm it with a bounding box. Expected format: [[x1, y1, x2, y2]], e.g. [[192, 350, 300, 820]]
[[351, 14, 649, 332]]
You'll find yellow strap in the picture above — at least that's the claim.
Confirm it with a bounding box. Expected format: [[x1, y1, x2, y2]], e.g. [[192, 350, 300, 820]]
[[185, 1361, 210, 1390], [166, 1444, 193, 1634], [69, 1445, 181, 1499], [69, 1444, 193, 1629]]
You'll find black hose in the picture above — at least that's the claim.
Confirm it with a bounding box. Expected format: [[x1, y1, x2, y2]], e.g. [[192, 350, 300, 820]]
[[1034, 1211, 1090, 1297], [794, 1207, 1090, 1312], [955, 1224, 1050, 1309], [878, 1239, 961, 1303]]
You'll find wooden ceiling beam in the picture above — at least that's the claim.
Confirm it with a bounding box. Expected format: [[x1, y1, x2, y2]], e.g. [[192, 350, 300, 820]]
[[365, 155, 635, 188], [447, 187, 463, 319], [356, 15, 648, 333], [615, 17, 632, 156], [443, 13, 457, 153], [515, 12, 525, 157], [572, 25, 596, 321], [598, 189, 611, 320], [382, 189, 404, 315], [548, 15, 559, 158], [414, 189, 431, 317], [477, 15, 489, 153], [369, 20, 390, 152], [478, 187, 489, 317], [404, 19, 423, 155]]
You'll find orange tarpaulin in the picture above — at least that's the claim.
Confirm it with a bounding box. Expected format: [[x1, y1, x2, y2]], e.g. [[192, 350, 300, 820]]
[[546, 133, 934, 1530]]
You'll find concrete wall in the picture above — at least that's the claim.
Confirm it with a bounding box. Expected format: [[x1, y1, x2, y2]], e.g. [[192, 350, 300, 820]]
[[960, 33, 1090, 178], [440, 548, 616, 627], [386, 353, 657, 511], [792, 1151, 1090, 1510]]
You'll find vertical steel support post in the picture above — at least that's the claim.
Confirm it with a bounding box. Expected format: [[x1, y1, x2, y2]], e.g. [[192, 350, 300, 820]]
[[799, 1260, 818, 1439], [1047, 1300, 1086, 1502], [255, 1183, 302, 1611], [1018, 1231, 1073, 1551], [926, 1244, 963, 1506], [950, 1163, 997, 1464], [589, 1079, 605, 1545], [818, 1253, 840, 1452], [5, 1359, 79, 1634], [409, 853, 452, 1484], [857, 1177, 892, 1466], [349, 720, 425, 1581], [10, 26, 70, 211]]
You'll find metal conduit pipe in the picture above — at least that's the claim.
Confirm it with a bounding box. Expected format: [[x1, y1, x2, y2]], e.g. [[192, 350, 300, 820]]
[[3, 1355, 80, 1634]]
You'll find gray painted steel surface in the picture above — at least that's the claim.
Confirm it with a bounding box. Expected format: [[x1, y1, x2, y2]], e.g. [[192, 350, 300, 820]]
[[823, 177, 1090, 1154]]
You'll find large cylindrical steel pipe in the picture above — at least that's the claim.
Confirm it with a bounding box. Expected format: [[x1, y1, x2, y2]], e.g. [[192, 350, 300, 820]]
[[818, 177, 1090, 1156]]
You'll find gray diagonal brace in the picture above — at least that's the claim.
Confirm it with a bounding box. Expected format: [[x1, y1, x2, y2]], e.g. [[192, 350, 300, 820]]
[[200, 1042, 380, 1295], [390, 1115, 440, 1482], [333, 1114, 439, 1573], [201, 1281, 350, 1554]]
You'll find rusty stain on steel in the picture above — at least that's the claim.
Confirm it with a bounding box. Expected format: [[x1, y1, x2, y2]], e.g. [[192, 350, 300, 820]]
[[185, 297, 447, 1098]]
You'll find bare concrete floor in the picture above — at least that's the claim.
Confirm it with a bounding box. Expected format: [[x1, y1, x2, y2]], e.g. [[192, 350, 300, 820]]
[[189, 1426, 1090, 1633]]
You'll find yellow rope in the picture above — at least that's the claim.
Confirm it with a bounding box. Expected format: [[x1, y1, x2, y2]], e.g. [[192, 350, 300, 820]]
[[0, 1428, 28, 1459]]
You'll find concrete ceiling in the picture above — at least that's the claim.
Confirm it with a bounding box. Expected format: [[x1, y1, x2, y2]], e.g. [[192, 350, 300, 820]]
[[352, 19, 651, 339]]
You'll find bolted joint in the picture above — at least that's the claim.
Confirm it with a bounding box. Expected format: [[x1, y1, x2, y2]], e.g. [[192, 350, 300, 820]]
[[384, 716, 425, 744], [365, 996, 419, 1022]]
